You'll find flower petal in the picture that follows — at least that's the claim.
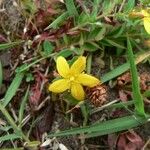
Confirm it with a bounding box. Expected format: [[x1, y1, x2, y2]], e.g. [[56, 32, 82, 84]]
[[77, 73, 100, 87], [143, 17, 150, 34], [70, 56, 86, 75], [56, 56, 70, 77], [141, 10, 149, 17], [71, 83, 85, 100], [48, 79, 70, 93]]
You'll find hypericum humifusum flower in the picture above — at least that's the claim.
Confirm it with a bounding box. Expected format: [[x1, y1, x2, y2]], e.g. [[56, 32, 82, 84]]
[[141, 10, 150, 34], [48, 56, 100, 101]]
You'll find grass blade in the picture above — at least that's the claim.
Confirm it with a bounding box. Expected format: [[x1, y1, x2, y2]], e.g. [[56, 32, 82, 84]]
[[101, 51, 150, 83], [124, 0, 135, 13], [19, 86, 30, 125], [0, 41, 24, 51], [0, 60, 2, 87], [127, 38, 145, 116], [45, 12, 69, 30], [2, 73, 24, 107], [91, 0, 101, 18], [48, 115, 149, 138], [65, 0, 78, 16], [104, 39, 125, 49], [0, 102, 30, 142], [0, 134, 21, 142], [0, 148, 24, 150]]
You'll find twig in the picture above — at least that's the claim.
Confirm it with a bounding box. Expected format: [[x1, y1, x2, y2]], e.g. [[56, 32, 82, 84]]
[[91, 99, 120, 114]]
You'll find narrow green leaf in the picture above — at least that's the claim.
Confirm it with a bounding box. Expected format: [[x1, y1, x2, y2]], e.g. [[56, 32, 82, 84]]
[[21, 0, 37, 14], [19, 86, 30, 125], [113, 24, 126, 38], [91, 0, 102, 18], [101, 62, 129, 83], [45, 12, 69, 30], [104, 39, 125, 49], [95, 27, 106, 41], [102, 0, 116, 14], [65, 0, 78, 16], [101, 51, 150, 83], [124, 0, 135, 13], [48, 115, 149, 138], [0, 134, 21, 142], [82, 42, 100, 52], [0, 148, 24, 150], [0, 102, 30, 142], [139, 0, 149, 5], [143, 90, 150, 98], [43, 40, 54, 55], [57, 49, 73, 58], [89, 27, 106, 41], [0, 60, 2, 87], [77, 12, 89, 25], [127, 38, 145, 116], [2, 73, 24, 107], [0, 126, 12, 132], [0, 41, 24, 51]]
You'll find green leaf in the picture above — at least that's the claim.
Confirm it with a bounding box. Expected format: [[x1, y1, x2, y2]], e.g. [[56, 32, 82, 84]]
[[2, 73, 24, 107], [143, 90, 150, 98], [0, 148, 24, 150], [104, 39, 125, 49], [48, 115, 149, 138], [19, 86, 30, 125], [43, 40, 54, 55], [82, 42, 100, 52], [77, 12, 89, 25], [124, 0, 135, 13], [21, 0, 37, 14], [64, 93, 79, 106], [56, 49, 73, 58], [45, 12, 69, 30], [95, 27, 106, 41], [65, 0, 78, 16], [0, 134, 21, 142], [25, 73, 34, 82], [113, 24, 126, 38], [0, 60, 2, 88], [15, 64, 29, 73], [88, 27, 106, 41], [139, 0, 150, 5], [0, 41, 24, 51], [0, 126, 12, 132], [91, 0, 102, 18], [127, 38, 145, 116], [102, 0, 117, 14], [101, 51, 150, 83]]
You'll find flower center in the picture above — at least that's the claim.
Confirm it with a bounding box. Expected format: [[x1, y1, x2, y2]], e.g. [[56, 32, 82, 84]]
[[70, 76, 75, 81]]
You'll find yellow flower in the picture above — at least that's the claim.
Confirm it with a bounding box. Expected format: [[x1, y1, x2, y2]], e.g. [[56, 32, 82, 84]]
[[48, 56, 100, 100], [141, 10, 150, 34]]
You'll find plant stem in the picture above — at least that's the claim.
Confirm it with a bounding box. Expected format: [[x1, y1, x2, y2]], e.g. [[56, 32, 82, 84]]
[[86, 54, 92, 74]]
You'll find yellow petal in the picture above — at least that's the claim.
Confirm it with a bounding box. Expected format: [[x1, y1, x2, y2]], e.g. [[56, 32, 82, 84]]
[[141, 10, 149, 17], [56, 56, 70, 78], [70, 56, 86, 75], [71, 83, 85, 100], [77, 73, 100, 87], [48, 79, 70, 93], [143, 17, 150, 34]]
